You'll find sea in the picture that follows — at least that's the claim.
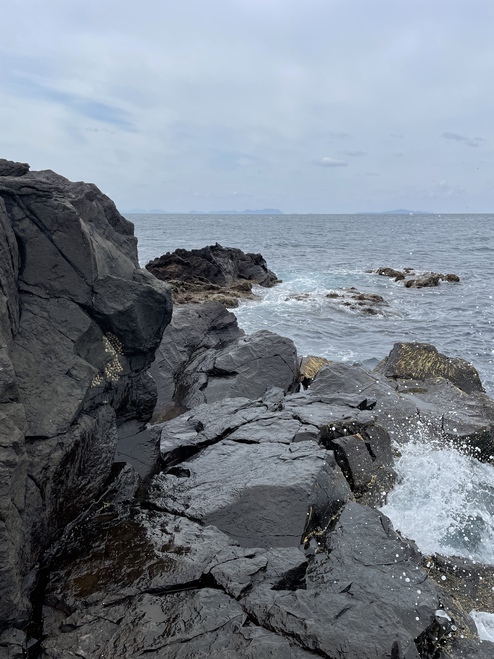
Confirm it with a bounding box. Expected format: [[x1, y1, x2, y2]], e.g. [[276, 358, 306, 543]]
[[130, 212, 494, 633]]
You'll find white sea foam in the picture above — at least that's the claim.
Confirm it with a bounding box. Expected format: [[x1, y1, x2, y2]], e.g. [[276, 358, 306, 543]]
[[470, 611, 494, 642], [381, 434, 494, 565]]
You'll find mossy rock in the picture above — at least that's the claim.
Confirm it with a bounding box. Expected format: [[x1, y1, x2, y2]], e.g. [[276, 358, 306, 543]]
[[299, 355, 331, 381], [376, 342, 483, 395]]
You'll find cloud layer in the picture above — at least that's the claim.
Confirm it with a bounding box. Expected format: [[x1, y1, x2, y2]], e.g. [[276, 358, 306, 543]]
[[1, 0, 493, 212]]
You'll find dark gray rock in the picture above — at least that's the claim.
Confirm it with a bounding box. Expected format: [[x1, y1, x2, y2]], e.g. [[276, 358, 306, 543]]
[[177, 329, 299, 409], [152, 438, 351, 548], [44, 506, 236, 610], [0, 166, 172, 630], [0, 159, 29, 177], [150, 301, 244, 421], [41, 589, 314, 659], [240, 502, 451, 659], [146, 242, 279, 288]]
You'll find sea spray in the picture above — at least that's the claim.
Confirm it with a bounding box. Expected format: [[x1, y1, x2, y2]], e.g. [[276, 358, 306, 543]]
[[381, 429, 494, 565]]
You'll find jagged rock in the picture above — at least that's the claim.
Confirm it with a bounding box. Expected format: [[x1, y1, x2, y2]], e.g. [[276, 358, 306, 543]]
[[310, 355, 494, 462], [41, 589, 314, 658], [0, 159, 29, 177], [374, 266, 406, 280], [288, 287, 391, 316], [150, 302, 244, 421], [370, 267, 460, 287], [240, 502, 463, 659], [0, 166, 172, 630], [310, 361, 420, 441], [146, 242, 280, 305], [154, 325, 299, 413], [178, 330, 299, 408]]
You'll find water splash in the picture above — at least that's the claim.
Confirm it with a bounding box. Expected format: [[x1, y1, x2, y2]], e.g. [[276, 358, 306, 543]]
[[381, 433, 494, 565]]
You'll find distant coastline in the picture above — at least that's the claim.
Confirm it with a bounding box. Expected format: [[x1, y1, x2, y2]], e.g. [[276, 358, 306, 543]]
[[124, 208, 284, 215]]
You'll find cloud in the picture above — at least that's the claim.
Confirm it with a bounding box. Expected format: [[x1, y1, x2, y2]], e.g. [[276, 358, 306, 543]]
[[339, 150, 366, 157], [328, 132, 351, 140], [442, 132, 485, 147], [8, 74, 135, 131], [316, 156, 348, 167]]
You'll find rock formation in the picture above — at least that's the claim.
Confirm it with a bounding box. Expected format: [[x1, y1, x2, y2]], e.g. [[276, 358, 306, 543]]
[[0, 160, 172, 640], [1, 158, 493, 658], [146, 243, 280, 306], [370, 266, 461, 287]]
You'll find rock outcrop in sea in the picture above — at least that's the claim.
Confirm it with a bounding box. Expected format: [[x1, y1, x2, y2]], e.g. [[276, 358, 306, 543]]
[[0, 159, 493, 658], [146, 243, 280, 306]]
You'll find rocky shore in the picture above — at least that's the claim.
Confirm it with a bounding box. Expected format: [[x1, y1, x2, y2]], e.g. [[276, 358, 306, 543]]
[[0, 159, 493, 658]]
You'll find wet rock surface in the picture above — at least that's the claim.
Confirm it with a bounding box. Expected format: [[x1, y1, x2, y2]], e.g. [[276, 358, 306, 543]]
[[146, 242, 280, 305], [14, 349, 491, 657], [151, 302, 299, 418], [1, 157, 492, 658], [289, 286, 392, 316], [0, 160, 172, 635]]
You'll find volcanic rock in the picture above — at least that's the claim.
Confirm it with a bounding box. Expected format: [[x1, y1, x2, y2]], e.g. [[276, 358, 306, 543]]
[[146, 242, 280, 305], [0, 164, 172, 630], [370, 266, 461, 287], [150, 302, 244, 421]]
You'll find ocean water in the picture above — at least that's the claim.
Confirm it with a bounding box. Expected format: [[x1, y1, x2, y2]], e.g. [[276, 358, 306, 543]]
[[130, 213, 494, 569], [131, 213, 494, 394]]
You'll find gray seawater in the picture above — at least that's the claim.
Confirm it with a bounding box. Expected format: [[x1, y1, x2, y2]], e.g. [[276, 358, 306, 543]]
[[130, 213, 494, 580]]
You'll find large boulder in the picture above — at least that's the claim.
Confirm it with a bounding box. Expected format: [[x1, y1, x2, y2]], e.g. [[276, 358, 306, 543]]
[[0, 160, 172, 631], [376, 342, 484, 394], [146, 242, 280, 305]]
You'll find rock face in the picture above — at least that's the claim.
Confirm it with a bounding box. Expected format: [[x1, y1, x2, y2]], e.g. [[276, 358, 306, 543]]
[[0, 160, 172, 632], [151, 303, 299, 420], [38, 371, 492, 658], [146, 242, 280, 305]]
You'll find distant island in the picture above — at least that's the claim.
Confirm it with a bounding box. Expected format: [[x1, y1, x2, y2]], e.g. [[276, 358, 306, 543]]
[[361, 209, 433, 215], [123, 209, 284, 215]]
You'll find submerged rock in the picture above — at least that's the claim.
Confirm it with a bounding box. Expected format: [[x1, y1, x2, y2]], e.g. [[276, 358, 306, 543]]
[[288, 286, 392, 316], [370, 266, 461, 287]]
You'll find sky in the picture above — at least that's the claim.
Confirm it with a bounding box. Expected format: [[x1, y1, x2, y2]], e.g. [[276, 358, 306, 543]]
[[1, 0, 494, 213]]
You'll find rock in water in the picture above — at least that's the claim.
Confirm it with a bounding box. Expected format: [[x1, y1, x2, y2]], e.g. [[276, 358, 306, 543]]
[[0, 161, 172, 630], [146, 242, 280, 305]]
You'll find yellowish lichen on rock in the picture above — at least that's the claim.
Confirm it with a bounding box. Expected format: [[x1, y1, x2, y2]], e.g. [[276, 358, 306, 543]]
[[91, 333, 124, 386], [299, 355, 331, 381]]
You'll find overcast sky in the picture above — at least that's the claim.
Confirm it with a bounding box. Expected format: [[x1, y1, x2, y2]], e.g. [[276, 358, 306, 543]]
[[2, 0, 493, 212]]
